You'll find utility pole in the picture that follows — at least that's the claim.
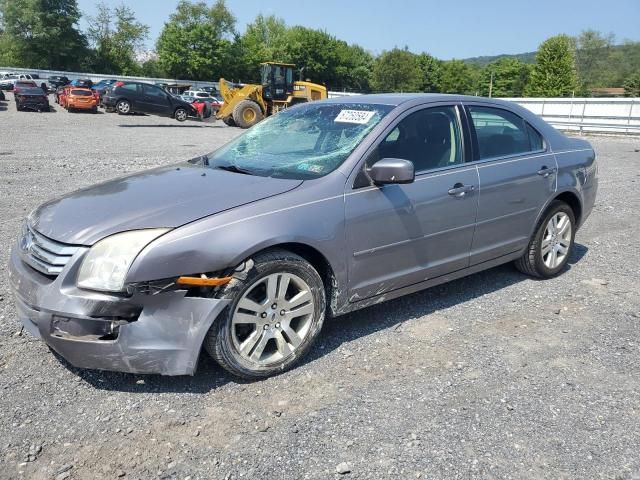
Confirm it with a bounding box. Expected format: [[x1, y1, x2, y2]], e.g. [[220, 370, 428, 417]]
[[488, 72, 494, 98]]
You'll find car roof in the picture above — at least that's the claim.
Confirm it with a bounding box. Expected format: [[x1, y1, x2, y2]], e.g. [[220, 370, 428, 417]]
[[322, 93, 528, 109]]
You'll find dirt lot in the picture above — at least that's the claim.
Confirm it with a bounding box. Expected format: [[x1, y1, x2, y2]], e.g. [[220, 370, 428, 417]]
[[0, 92, 639, 480]]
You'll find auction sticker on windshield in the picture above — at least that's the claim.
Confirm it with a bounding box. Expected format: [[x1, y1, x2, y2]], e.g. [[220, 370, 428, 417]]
[[335, 110, 376, 124]]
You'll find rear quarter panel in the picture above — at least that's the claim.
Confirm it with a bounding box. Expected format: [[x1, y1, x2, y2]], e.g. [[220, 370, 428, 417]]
[[553, 137, 598, 227]]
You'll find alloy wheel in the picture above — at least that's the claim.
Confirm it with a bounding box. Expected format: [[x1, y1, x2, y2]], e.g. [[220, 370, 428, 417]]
[[541, 212, 572, 268], [231, 272, 315, 365], [117, 101, 130, 114]]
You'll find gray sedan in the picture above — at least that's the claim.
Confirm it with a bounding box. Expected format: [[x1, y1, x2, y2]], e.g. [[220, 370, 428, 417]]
[[8, 94, 598, 379]]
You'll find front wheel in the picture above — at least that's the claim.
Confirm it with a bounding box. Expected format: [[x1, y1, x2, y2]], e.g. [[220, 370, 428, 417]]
[[515, 200, 576, 278], [174, 107, 188, 122], [116, 99, 131, 115], [232, 99, 264, 128], [205, 250, 326, 379]]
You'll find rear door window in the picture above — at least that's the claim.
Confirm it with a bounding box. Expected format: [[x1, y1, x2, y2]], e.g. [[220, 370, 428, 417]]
[[468, 106, 533, 159], [526, 123, 545, 151], [121, 83, 140, 93], [143, 84, 167, 99]]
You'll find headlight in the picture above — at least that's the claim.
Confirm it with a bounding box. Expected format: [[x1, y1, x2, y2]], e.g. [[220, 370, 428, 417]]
[[77, 229, 169, 292]]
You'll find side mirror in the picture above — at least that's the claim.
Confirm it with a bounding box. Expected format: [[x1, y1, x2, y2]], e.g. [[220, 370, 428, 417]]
[[368, 158, 415, 185]]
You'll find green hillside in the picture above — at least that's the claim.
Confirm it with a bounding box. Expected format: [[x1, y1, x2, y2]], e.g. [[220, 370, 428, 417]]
[[464, 51, 536, 67]]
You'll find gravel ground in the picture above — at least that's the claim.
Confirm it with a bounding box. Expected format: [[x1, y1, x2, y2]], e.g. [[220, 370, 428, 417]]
[[1, 92, 639, 480]]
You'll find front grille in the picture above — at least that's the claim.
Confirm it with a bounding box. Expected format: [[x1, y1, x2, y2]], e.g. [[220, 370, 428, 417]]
[[21, 226, 81, 276]]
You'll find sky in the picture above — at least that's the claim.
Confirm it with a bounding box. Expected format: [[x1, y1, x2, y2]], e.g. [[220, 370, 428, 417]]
[[76, 0, 640, 59]]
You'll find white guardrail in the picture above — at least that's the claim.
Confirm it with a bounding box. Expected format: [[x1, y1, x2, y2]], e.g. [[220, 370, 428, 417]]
[[0, 65, 219, 90], [503, 97, 640, 135], [3, 66, 639, 134], [330, 91, 640, 135]]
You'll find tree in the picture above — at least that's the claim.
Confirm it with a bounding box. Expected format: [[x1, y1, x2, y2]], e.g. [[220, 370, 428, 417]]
[[481, 58, 530, 97], [527, 35, 579, 97], [140, 58, 166, 78], [333, 41, 373, 92], [0, 0, 87, 69], [156, 0, 236, 80], [415, 53, 442, 93], [236, 14, 288, 82], [372, 48, 421, 92], [623, 73, 640, 97], [281, 26, 341, 88], [438, 60, 478, 95], [86, 2, 149, 75], [575, 29, 615, 93]]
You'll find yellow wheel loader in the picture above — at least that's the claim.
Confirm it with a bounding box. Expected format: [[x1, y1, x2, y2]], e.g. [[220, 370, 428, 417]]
[[216, 62, 327, 128]]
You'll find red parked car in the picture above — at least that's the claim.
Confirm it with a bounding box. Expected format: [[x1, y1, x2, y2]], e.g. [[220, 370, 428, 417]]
[[13, 80, 39, 94]]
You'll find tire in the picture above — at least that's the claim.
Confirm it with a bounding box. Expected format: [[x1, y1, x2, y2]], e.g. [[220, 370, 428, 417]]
[[203, 103, 212, 119], [222, 117, 236, 127], [204, 249, 326, 380], [116, 99, 131, 115], [174, 107, 188, 122], [232, 100, 264, 128], [515, 200, 576, 278]]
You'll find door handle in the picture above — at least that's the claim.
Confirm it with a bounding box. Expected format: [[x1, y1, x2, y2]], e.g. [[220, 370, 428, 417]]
[[537, 166, 557, 177], [448, 183, 475, 197]]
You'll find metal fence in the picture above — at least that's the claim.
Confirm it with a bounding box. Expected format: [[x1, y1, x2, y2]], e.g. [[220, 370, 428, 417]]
[[0, 65, 219, 90], [502, 97, 640, 135], [328, 92, 640, 135]]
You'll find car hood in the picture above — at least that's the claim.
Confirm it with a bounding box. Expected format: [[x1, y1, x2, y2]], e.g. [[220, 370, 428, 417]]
[[30, 162, 303, 245]]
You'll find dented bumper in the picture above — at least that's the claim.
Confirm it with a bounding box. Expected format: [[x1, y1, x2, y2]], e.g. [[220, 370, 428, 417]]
[[8, 246, 230, 376]]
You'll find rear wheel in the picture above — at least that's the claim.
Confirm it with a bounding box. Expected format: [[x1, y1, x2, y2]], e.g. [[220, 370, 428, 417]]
[[232, 100, 264, 128], [174, 107, 188, 122], [222, 117, 236, 127], [515, 200, 575, 278], [116, 99, 131, 115], [205, 250, 326, 380]]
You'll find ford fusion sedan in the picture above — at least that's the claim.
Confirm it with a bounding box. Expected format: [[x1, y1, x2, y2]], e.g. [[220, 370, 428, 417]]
[[9, 94, 598, 379]]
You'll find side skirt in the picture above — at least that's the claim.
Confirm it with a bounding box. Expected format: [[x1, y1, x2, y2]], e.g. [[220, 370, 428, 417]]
[[334, 250, 523, 316]]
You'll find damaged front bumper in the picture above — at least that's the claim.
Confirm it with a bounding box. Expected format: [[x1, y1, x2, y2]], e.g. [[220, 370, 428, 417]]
[[8, 245, 230, 376]]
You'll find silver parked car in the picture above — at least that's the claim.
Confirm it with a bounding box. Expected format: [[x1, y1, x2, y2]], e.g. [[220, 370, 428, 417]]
[[9, 94, 598, 379]]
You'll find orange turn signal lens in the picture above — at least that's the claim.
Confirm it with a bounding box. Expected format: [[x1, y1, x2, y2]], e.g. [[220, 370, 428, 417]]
[[176, 276, 232, 287]]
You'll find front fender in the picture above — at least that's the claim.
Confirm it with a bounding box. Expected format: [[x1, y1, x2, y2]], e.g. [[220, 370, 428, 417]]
[[126, 186, 347, 288]]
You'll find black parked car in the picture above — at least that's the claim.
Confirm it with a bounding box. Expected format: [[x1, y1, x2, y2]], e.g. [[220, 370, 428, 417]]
[[70, 79, 93, 89], [102, 81, 196, 121], [48, 75, 70, 90], [15, 87, 50, 112]]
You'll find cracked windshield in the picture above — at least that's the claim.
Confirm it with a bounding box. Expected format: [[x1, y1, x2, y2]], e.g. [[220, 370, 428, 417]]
[[207, 103, 393, 179]]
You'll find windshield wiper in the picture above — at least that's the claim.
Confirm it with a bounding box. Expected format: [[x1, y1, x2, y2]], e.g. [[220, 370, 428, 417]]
[[216, 164, 254, 175]]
